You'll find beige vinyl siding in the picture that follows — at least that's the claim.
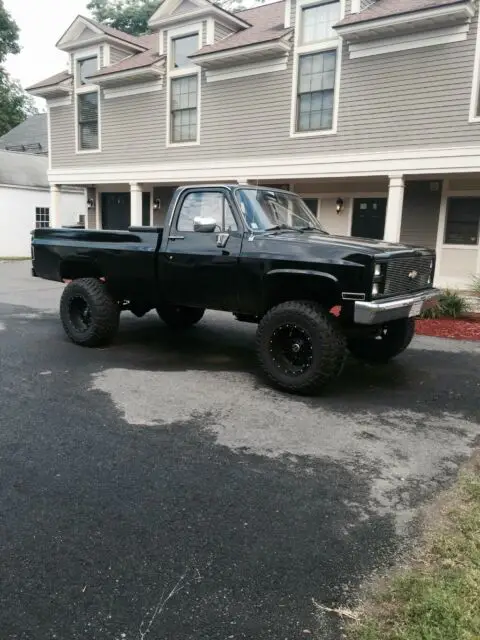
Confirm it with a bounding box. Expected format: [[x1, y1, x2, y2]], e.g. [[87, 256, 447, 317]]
[[214, 22, 235, 41], [399, 180, 442, 249], [76, 26, 97, 43], [110, 46, 131, 65], [170, 0, 198, 16], [50, 15, 480, 167], [319, 198, 351, 235], [439, 247, 478, 278]]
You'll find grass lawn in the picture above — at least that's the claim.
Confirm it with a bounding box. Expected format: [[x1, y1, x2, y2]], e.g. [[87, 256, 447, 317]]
[[349, 457, 480, 640]]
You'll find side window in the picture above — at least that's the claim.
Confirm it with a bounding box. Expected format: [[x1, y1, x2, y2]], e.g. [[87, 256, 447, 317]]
[[177, 191, 238, 232]]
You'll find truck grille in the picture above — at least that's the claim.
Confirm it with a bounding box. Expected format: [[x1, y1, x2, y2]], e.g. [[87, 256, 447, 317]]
[[384, 256, 433, 296]]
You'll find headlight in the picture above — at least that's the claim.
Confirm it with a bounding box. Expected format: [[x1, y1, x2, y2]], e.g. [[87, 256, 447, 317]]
[[372, 283, 380, 296], [374, 263, 382, 277]]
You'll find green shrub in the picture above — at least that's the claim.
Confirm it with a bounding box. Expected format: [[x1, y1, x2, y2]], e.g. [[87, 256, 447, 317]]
[[472, 276, 480, 295], [421, 289, 470, 319]]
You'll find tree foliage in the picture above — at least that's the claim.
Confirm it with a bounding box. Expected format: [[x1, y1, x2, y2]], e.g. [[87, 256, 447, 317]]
[[0, 0, 37, 136], [87, 0, 259, 36], [87, 0, 162, 35]]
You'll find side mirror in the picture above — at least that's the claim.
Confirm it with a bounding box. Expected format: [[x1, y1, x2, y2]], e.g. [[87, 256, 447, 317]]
[[193, 216, 217, 233]]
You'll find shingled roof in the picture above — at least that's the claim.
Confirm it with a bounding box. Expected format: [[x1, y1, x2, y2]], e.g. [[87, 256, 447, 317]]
[[27, 70, 71, 92], [193, 1, 290, 57], [0, 114, 48, 155], [336, 0, 467, 26]]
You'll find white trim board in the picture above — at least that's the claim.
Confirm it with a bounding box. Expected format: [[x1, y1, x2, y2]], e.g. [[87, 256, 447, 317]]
[[104, 81, 164, 99], [335, 1, 475, 38], [206, 58, 289, 82], [48, 144, 480, 184], [469, 16, 480, 122], [348, 23, 470, 59]]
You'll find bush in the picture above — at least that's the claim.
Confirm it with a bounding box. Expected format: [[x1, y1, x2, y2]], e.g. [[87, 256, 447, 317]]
[[421, 289, 470, 319]]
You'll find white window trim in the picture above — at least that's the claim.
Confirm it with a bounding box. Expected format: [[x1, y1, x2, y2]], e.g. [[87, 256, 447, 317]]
[[290, 0, 344, 139], [73, 46, 102, 154], [166, 22, 203, 148], [441, 191, 480, 248], [469, 16, 480, 122]]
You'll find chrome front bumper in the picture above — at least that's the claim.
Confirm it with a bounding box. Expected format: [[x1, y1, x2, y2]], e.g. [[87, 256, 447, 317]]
[[354, 289, 441, 325]]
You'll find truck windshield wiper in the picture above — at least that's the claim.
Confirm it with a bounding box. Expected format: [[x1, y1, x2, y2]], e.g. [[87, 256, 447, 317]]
[[264, 224, 294, 231]]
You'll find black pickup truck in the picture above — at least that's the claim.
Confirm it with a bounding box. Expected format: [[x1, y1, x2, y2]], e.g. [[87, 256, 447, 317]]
[[32, 184, 439, 394]]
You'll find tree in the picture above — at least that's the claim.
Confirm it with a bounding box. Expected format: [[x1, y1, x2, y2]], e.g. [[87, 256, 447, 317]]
[[0, 74, 37, 136], [87, 0, 161, 35], [0, 0, 37, 136], [87, 0, 260, 36]]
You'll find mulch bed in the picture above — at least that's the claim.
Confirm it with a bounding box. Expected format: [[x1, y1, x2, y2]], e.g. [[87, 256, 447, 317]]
[[415, 315, 480, 341]]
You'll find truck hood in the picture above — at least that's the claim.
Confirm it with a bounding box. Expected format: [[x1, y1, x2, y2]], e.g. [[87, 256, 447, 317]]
[[257, 230, 433, 258]]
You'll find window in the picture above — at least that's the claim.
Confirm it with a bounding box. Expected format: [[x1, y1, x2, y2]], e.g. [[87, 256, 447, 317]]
[[77, 56, 98, 86], [78, 92, 99, 150], [301, 1, 341, 44], [445, 197, 480, 245], [172, 34, 198, 68], [171, 75, 198, 143], [303, 198, 319, 216], [292, 0, 341, 135], [297, 51, 336, 131], [35, 207, 50, 229], [74, 50, 100, 153], [177, 191, 237, 232]]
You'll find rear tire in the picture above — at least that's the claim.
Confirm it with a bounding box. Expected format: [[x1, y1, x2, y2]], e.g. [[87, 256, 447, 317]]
[[256, 300, 346, 395], [60, 278, 119, 347], [156, 304, 205, 329], [347, 318, 415, 364]]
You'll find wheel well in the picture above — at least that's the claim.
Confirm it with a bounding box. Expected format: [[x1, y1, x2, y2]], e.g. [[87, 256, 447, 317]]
[[59, 260, 102, 281], [264, 274, 341, 312]]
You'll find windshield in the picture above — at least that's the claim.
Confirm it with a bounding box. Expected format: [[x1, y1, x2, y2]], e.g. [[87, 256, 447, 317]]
[[234, 187, 328, 233]]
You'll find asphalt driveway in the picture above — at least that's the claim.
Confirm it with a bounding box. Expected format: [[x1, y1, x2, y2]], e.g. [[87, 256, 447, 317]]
[[0, 260, 479, 639]]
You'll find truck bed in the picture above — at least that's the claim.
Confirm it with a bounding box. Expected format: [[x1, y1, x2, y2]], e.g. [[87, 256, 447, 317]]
[[31, 227, 163, 299]]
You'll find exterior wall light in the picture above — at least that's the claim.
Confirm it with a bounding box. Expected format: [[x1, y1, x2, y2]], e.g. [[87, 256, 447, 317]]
[[336, 198, 344, 214]]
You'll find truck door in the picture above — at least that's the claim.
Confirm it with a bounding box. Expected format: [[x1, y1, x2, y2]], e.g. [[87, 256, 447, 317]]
[[162, 188, 243, 310]]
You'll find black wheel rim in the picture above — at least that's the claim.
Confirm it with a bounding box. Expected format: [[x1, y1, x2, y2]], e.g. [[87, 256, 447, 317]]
[[69, 296, 92, 333], [269, 323, 314, 376]]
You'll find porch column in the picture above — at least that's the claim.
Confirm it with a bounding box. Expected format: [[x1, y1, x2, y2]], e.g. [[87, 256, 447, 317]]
[[384, 175, 405, 242], [50, 184, 61, 228], [130, 182, 143, 227]]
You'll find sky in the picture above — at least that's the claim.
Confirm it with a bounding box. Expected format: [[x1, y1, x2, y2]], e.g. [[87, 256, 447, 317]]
[[4, 0, 90, 90]]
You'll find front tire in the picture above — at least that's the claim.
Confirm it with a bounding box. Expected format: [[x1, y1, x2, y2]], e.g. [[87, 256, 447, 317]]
[[156, 304, 205, 329], [60, 278, 119, 347], [256, 301, 346, 395], [347, 318, 415, 364]]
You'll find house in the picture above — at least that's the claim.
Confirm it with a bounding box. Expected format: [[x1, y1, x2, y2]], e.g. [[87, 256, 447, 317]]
[[0, 113, 48, 156], [27, 0, 480, 288], [0, 150, 87, 257]]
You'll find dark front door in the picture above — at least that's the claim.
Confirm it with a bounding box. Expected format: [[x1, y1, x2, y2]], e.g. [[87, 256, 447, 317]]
[[102, 193, 131, 230], [351, 198, 387, 240], [142, 192, 151, 226], [162, 188, 242, 311]]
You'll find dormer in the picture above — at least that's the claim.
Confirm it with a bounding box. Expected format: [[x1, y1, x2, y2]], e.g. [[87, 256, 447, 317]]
[[56, 15, 147, 57], [148, 0, 251, 48]]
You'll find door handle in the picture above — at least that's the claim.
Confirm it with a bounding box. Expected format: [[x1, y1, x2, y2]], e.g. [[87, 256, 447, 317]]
[[168, 235, 185, 240], [216, 233, 230, 248]]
